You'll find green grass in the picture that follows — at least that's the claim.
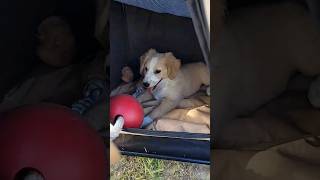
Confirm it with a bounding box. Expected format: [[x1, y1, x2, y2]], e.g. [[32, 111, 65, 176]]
[[111, 156, 210, 180]]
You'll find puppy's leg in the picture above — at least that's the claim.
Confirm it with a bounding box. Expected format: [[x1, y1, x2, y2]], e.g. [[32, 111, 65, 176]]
[[136, 91, 153, 103], [142, 98, 179, 128], [149, 98, 180, 120]]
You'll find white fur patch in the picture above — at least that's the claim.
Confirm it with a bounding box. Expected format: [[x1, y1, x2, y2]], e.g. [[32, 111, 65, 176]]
[[143, 57, 162, 87]]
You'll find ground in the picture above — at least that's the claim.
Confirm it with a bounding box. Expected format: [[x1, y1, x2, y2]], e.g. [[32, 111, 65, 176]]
[[111, 155, 210, 180]]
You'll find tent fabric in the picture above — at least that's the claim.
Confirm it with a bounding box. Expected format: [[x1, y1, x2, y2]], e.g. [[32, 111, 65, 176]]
[[113, 0, 191, 18], [111, 0, 210, 66], [187, 0, 210, 66], [109, 1, 204, 89]]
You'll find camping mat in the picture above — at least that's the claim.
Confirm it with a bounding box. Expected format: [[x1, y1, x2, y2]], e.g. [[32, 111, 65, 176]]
[[213, 137, 320, 180], [111, 82, 210, 134]]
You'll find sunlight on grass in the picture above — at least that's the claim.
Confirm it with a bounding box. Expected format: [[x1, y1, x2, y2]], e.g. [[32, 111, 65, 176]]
[[110, 156, 210, 180]]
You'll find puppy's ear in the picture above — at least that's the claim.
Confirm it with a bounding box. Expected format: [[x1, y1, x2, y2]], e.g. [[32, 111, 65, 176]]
[[165, 52, 181, 79], [140, 49, 157, 75], [110, 141, 121, 165]]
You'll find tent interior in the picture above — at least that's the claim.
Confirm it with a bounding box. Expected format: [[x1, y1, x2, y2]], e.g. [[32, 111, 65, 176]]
[[0, 0, 108, 132], [213, 0, 320, 179], [109, 0, 210, 163]]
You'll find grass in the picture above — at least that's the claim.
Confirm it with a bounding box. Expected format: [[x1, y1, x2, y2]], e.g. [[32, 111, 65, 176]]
[[111, 155, 210, 180]]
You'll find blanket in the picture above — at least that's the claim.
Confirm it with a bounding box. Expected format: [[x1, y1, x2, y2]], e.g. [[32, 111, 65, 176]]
[[111, 81, 210, 134], [0, 53, 107, 131], [213, 136, 320, 180]]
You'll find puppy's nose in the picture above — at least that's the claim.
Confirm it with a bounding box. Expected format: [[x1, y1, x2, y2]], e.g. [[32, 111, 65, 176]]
[[143, 82, 150, 88]]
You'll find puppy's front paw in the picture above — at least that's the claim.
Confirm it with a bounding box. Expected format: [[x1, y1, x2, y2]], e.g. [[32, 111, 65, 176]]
[[141, 116, 154, 128]]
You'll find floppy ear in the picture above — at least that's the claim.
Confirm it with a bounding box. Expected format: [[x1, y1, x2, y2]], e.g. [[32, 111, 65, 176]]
[[139, 48, 157, 75], [165, 52, 181, 79]]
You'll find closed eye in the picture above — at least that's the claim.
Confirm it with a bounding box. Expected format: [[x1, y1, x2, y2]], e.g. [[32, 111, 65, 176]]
[[154, 70, 161, 74]]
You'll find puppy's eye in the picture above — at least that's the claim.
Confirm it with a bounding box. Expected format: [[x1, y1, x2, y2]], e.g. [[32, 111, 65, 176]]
[[145, 67, 148, 71], [154, 70, 161, 74]]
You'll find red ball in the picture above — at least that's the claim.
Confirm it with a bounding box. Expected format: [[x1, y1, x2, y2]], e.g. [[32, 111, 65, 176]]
[[110, 94, 143, 128], [0, 103, 106, 180]]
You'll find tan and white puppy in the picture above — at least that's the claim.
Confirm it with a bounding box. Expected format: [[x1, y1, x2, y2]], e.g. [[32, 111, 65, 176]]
[[137, 49, 210, 127]]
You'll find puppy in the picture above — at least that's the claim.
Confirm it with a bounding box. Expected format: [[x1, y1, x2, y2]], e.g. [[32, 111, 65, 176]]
[[137, 49, 210, 127]]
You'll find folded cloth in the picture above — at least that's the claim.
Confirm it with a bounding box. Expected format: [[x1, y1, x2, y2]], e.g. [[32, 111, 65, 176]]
[[162, 105, 210, 126], [142, 101, 210, 133], [147, 118, 210, 134], [114, 0, 191, 18]]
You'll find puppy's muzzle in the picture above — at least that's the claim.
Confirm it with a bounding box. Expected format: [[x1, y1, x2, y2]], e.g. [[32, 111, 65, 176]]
[[143, 82, 150, 88]]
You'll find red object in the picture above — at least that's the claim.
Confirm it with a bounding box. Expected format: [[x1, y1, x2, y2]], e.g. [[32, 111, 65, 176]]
[[110, 94, 143, 128], [0, 104, 106, 180]]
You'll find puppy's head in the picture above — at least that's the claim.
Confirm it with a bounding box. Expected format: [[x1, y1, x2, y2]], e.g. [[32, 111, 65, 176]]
[[140, 49, 181, 89]]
